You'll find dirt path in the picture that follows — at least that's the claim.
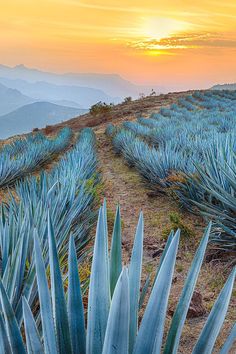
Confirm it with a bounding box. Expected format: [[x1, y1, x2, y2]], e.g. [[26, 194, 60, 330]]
[[95, 127, 236, 354]]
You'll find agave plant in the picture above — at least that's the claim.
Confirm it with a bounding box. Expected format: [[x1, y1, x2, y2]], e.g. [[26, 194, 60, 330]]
[[0, 127, 72, 188], [175, 137, 236, 250], [0, 202, 235, 353], [105, 124, 116, 137]]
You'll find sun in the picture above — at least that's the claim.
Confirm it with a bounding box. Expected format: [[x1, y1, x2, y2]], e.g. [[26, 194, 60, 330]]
[[139, 17, 193, 41]]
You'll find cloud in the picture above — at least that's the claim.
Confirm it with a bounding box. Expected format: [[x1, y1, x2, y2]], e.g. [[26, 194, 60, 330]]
[[128, 32, 236, 51]]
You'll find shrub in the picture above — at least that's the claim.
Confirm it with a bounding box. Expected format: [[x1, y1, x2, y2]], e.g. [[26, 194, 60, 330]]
[[90, 101, 114, 115], [123, 96, 132, 103], [162, 212, 195, 240]]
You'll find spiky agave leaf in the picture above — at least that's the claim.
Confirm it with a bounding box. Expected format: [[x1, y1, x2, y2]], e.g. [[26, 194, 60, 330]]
[[109, 205, 122, 297], [0, 314, 11, 354], [193, 267, 236, 354], [34, 231, 58, 354], [164, 222, 211, 354], [102, 268, 130, 354], [128, 211, 144, 353], [68, 235, 86, 354], [0, 280, 26, 354], [219, 323, 236, 354], [22, 297, 43, 354], [133, 230, 180, 354], [48, 212, 72, 354], [153, 230, 174, 284], [86, 207, 111, 354]]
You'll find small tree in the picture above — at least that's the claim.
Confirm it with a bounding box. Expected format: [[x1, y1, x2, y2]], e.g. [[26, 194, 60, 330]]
[[123, 96, 132, 103]]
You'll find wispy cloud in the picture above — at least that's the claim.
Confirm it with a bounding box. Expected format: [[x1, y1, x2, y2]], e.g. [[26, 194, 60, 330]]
[[128, 32, 236, 51]]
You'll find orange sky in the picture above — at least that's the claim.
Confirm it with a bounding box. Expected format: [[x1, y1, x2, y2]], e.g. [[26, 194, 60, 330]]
[[1, 0, 236, 89]]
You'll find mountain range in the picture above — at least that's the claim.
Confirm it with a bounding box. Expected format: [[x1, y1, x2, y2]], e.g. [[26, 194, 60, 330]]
[[0, 64, 165, 139], [0, 77, 119, 109], [0, 102, 87, 139], [0, 64, 163, 99], [0, 83, 35, 116]]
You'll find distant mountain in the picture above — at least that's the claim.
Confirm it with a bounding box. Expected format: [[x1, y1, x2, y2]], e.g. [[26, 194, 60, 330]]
[[50, 100, 83, 109], [0, 102, 87, 139], [211, 83, 236, 90], [0, 77, 119, 109], [0, 82, 35, 116], [0, 64, 164, 98]]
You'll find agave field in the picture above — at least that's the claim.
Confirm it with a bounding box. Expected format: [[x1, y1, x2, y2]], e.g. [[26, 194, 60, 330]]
[[107, 90, 236, 250], [0, 127, 72, 187], [0, 128, 100, 326], [0, 91, 235, 353]]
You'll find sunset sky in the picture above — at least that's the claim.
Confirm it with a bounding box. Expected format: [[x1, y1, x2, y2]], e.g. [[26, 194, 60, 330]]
[[1, 0, 236, 89]]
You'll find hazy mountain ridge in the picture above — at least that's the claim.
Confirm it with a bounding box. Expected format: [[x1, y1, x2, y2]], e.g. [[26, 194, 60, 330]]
[[0, 76, 120, 109], [0, 101, 87, 139], [0, 64, 164, 98], [0, 82, 36, 116], [0, 63, 166, 139]]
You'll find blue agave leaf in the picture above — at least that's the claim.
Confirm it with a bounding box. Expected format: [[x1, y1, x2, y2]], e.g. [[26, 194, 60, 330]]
[[153, 230, 174, 285], [0, 313, 11, 354], [109, 205, 122, 297], [193, 267, 236, 354], [68, 235, 86, 354], [0, 279, 26, 354], [164, 223, 211, 354], [87, 207, 111, 354], [48, 212, 72, 354], [102, 268, 129, 354], [22, 296, 43, 354], [128, 212, 144, 353], [133, 230, 180, 354], [219, 323, 236, 354], [34, 231, 58, 354]]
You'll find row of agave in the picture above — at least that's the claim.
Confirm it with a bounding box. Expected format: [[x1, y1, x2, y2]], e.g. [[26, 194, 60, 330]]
[[0, 128, 99, 323], [107, 90, 236, 250], [0, 201, 235, 353], [0, 127, 72, 187]]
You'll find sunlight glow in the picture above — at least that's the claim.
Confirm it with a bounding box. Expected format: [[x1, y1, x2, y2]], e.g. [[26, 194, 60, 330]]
[[139, 17, 193, 41], [0, 1, 236, 86]]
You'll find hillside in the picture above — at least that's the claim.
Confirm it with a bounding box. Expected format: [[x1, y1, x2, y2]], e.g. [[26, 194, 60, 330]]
[[0, 82, 35, 116], [0, 101, 87, 139], [40, 90, 190, 135]]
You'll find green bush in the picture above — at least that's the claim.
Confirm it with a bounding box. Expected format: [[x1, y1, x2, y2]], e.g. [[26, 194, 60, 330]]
[[90, 101, 114, 115]]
